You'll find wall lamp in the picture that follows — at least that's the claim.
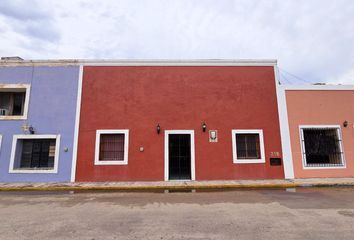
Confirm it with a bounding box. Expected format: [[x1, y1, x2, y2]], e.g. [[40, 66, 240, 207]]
[[343, 120, 348, 128], [156, 123, 161, 134], [21, 122, 35, 134], [28, 126, 35, 134], [202, 122, 207, 132]]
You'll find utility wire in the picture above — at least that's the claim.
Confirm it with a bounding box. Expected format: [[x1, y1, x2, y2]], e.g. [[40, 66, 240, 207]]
[[279, 71, 292, 85], [278, 67, 313, 84]]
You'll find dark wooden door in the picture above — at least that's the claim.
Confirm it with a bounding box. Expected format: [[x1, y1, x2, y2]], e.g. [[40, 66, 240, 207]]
[[168, 134, 191, 180]]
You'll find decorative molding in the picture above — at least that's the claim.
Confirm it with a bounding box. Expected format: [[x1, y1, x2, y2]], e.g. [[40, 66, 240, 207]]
[[94, 129, 129, 165], [9, 134, 60, 174], [0, 84, 31, 120], [276, 69, 295, 179], [164, 130, 195, 181], [299, 125, 346, 170], [231, 129, 265, 164], [0, 59, 277, 67], [281, 85, 354, 91], [70, 65, 83, 182]]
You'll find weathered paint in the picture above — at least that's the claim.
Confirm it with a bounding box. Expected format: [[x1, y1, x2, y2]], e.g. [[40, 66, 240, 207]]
[[76, 66, 284, 181], [0, 66, 80, 182], [285, 90, 354, 178]]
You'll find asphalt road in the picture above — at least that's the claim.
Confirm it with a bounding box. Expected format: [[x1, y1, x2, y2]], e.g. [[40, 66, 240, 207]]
[[1, 187, 354, 240]]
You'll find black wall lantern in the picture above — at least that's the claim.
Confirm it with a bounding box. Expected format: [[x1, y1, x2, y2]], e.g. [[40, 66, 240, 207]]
[[343, 120, 348, 128], [156, 123, 161, 134], [29, 126, 35, 134], [21, 122, 35, 134], [202, 122, 207, 132]]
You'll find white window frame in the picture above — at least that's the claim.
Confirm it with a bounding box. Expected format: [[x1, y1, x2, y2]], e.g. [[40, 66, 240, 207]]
[[299, 125, 346, 169], [94, 129, 129, 165], [0, 84, 31, 120], [9, 134, 61, 174], [164, 130, 196, 181], [232, 129, 266, 164]]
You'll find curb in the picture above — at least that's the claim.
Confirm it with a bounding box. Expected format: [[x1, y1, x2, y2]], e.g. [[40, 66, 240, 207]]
[[1, 182, 354, 192], [0, 184, 297, 192]]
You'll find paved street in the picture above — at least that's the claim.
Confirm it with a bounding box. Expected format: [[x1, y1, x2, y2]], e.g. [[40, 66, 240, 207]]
[[1, 187, 354, 240]]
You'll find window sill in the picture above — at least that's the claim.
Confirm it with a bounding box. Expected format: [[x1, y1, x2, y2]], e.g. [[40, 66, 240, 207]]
[[233, 159, 265, 164], [303, 165, 346, 170], [94, 160, 128, 166], [0, 115, 27, 120], [9, 168, 57, 174]]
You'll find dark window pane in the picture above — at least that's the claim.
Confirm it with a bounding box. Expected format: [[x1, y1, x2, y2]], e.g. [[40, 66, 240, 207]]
[[0, 93, 11, 115], [31, 141, 42, 168], [236, 133, 261, 159], [99, 134, 125, 161], [0, 91, 25, 116], [20, 140, 33, 168], [303, 128, 343, 167], [12, 92, 25, 115]]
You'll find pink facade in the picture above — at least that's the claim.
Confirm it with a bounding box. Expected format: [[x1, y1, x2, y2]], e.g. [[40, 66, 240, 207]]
[[285, 89, 354, 178]]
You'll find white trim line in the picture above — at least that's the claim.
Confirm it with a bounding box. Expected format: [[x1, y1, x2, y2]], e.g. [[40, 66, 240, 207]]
[[0, 84, 31, 120], [9, 134, 60, 174], [0, 135, 2, 152], [94, 129, 129, 165], [231, 129, 265, 164], [277, 79, 295, 178], [283, 85, 354, 91], [70, 65, 83, 182], [299, 124, 342, 128], [299, 125, 346, 169], [0, 59, 277, 67], [83, 59, 277, 66], [164, 130, 195, 181]]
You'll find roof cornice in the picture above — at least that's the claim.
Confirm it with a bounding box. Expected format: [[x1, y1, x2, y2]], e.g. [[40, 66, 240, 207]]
[[0, 59, 277, 67], [280, 85, 354, 90]]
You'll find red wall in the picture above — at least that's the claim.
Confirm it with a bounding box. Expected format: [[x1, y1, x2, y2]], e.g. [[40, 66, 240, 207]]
[[76, 66, 284, 181]]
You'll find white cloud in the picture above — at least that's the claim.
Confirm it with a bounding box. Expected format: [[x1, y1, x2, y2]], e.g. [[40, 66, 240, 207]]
[[0, 0, 353, 84], [333, 69, 354, 84]]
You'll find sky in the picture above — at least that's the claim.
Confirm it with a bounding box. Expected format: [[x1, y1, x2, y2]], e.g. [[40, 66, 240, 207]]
[[0, 0, 353, 84]]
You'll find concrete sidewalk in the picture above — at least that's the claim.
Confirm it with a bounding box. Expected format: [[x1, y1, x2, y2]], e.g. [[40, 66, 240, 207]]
[[1, 178, 354, 191]]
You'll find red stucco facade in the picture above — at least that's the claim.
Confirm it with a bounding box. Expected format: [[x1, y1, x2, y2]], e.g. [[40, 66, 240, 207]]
[[75, 65, 285, 181]]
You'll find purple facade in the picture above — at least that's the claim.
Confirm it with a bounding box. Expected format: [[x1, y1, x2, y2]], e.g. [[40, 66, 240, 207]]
[[0, 65, 80, 182]]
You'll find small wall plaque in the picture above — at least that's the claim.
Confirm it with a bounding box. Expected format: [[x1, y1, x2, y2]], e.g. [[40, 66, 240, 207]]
[[209, 130, 218, 143], [270, 158, 282, 166]]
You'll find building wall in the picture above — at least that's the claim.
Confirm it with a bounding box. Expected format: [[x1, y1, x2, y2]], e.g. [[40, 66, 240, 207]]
[[0, 66, 79, 182], [285, 90, 354, 178], [76, 66, 284, 181]]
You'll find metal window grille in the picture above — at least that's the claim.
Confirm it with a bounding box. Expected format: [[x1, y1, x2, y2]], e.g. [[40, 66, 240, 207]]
[[19, 139, 56, 169], [236, 133, 261, 159], [301, 128, 344, 168], [99, 134, 125, 161]]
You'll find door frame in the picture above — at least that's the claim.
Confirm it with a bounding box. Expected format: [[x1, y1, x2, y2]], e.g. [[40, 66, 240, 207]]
[[164, 130, 195, 181]]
